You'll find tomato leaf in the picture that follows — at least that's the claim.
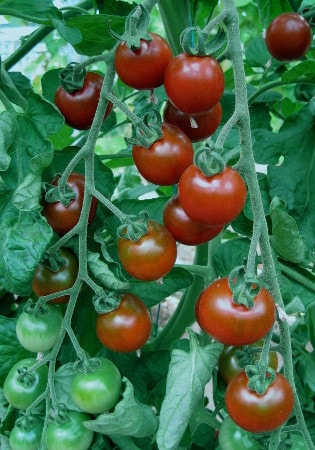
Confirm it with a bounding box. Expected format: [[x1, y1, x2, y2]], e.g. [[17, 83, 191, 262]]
[[54, 363, 81, 411], [12, 173, 42, 211], [87, 251, 130, 291], [0, 0, 61, 25], [282, 61, 315, 83], [213, 237, 252, 277], [0, 112, 16, 171], [256, 0, 292, 28]]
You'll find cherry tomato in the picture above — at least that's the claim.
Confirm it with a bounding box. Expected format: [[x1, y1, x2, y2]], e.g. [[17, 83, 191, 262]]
[[96, 293, 152, 352], [10, 417, 43, 450], [163, 101, 222, 142], [225, 371, 294, 433], [164, 53, 224, 114], [218, 416, 261, 450], [114, 32, 172, 90], [45, 411, 94, 450], [178, 165, 247, 226], [42, 173, 98, 235], [265, 13, 312, 62], [118, 220, 177, 281], [54, 72, 113, 130], [70, 357, 122, 414], [218, 341, 279, 385], [195, 277, 276, 346], [16, 304, 63, 352], [132, 123, 194, 186], [3, 358, 48, 410], [32, 248, 79, 304], [163, 194, 223, 245]]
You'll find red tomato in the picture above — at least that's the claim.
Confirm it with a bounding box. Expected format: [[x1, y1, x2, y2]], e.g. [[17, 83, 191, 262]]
[[265, 13, 312, 61], [114, 32, 172, 90], [164, 53, 224, 114], [163, 195, 223, 245], [178, 165, 247, 226], [42, 173, 98, 235], [118, 220, 177, 281], [96, 293, 152, 352], [132, 123, 194, 185], [54, 72, 113, 130], [195, 277, 276, 345], [225, 371, 294, 433], [163, 101, 222, 142]]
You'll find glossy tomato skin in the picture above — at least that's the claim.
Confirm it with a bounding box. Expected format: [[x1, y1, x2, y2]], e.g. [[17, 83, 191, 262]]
[[10, 418, 43, 450], [42, 173, 98, 235], [132, 123, 194, 185], [178, 165, 247, 226], [115, 32, 172, 90], [218, 341, 279, 385], [3, 358, 48, 410], [118, 220, 177, 281], [196, 277, 276, 346], [163, 101, 222, 142], [54, 72, 113, 130], [16, 304, 63, 352], [45, 411, 94, 450], [71, 357, 122, 414], [163, 195, 223, 245], [164, 53, 224, 114], [225, 371, 294, 433], [218, 416, 261, 450], [265, 13, 312, 62], [96, 293, 152, 352], [32, 248, 79, 304]]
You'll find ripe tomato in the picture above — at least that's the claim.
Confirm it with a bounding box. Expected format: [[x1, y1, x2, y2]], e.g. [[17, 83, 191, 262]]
[[265, 13, 312, 62], [195, 277, 276, 346], [178, 165, 247, 226], [118, 220, 177, 281], [32, 248, 79, 304], [42, 173, 98, 235], [96, 293, 152, 352], [114, 32, 172, 90], [218, 341, 279, 385], [10, 418, 43, 450], [132, 123, 194, 185], [225, 371, 294, 433], [45, 411, 94, 450], [164, 53, 224, 114], [163, 101, 222, 142], [218, 416, 261, 450], [54, 72, 113, 130], [16, 304, 63, 352], [163, 195, 223, 245], [70, 357, 122, 414], [3, 358, 48, 410]]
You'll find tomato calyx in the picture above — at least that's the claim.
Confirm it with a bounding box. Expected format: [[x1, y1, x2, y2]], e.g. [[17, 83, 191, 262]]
[[43, 175, 76, 207], [17, 366, 36, 388], [117, 210, 149, 242], [194, 145, 226, 177], [15, 413, 38, 432], [245, 365, 276, 395], [180, 25, 227, 57], [49, 403, 70, 425], [110, 4, 151, 49], [40, 249, 69, 273], [228, 266, 262, 308], [126, 109, 163, 147], [93, 291, 121, 314], [73, 356, 101, 375], [23, 298, 51, 318], [58, 62, 87, 93]]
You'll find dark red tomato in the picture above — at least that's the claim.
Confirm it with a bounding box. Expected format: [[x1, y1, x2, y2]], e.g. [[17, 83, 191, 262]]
[[218, 341, 279, 385], [163, 195, 223, 245], [195, 277, 276, 345], [225, 371, 294, 433], [163, 101, 222, 142], [118, 220, 177, 281], [114, 32, 172, 90], [54, 72, 113, 130], [132, 123, 194, 186], [265, 13, 312, 61], [178, 165, 246, 226], [96, 293, 152, 352], [164, 53, 224, 114], [32, 248, 79, 304], [42, 173, 98, 235]]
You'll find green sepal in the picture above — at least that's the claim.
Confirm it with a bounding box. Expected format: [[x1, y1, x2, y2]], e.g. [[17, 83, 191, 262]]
[[92, 291, 121, 314], [246, 365, 276, 395], [117, 210, 149, 242], [193, 145, 226, 177], [58, 62, 86, 93]]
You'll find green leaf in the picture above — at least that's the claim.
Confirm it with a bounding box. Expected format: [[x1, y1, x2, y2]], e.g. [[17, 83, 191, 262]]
[[0, 0, 61, 24], [84, 377, 158, 438], [41, 68, 62, 104], [245, 36, 270, 68], [156, 332, 223, 450], [0, 112, 16, 171], [306, 303, 315, 349], [282, 60, 315, 83], [12, 172, 42, 211], [26, 91, 64, 137], [213, 237, 252, 277], [87, 251, 130, 291], [256, 0, 292, 28], [54, 363, 81, 411], [50, 17, 82, 45]]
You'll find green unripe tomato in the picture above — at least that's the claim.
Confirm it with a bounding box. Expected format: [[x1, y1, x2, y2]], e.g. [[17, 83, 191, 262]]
[[10, 417, 43, 450]]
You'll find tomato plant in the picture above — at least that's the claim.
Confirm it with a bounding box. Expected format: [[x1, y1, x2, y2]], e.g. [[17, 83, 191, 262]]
[[32, 248, 79, 304], [265, 13, 312, 61], [10, 417, 43, 450], [225, 371, 294, 433], [196, 277, 276, 345], [117, 220, 177, 281], [96, 293, 152, 352], [54, 71, 113, 130], [42, 173, 98, 235], [218, 416, 261, 450], [70, 357, 122, 413], [132, 122, 194, 185], [114, 32, 172, 90], [178, 165, 247, 226]]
